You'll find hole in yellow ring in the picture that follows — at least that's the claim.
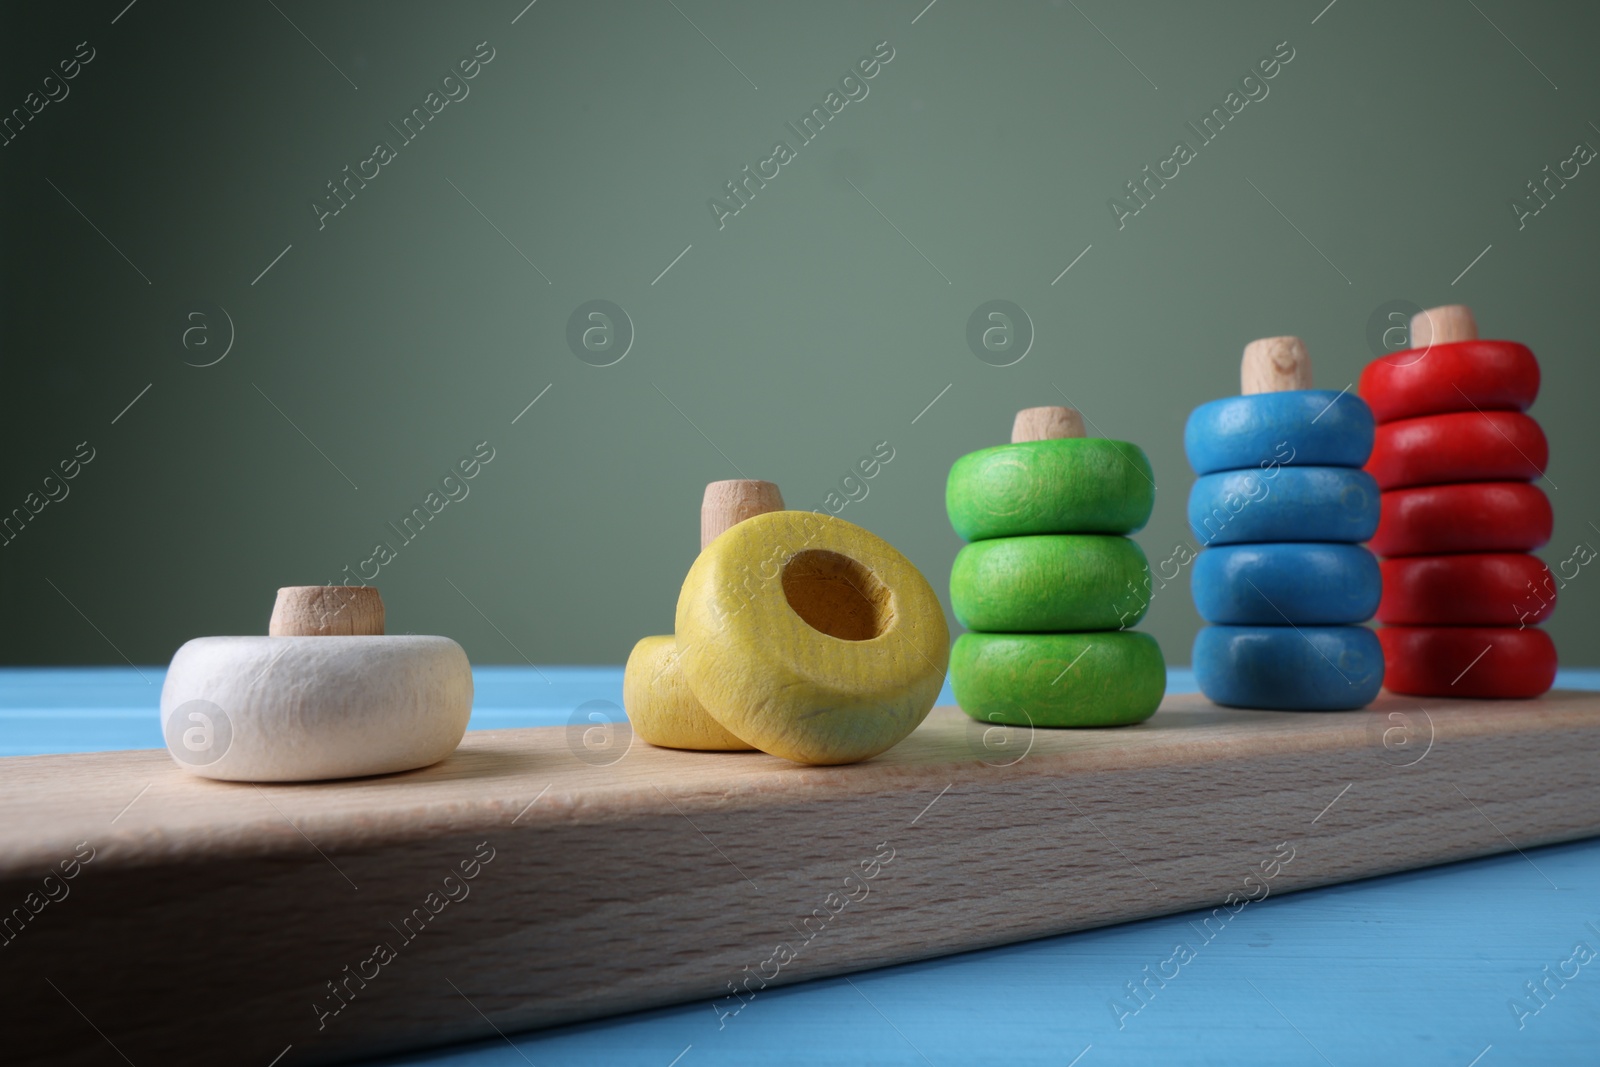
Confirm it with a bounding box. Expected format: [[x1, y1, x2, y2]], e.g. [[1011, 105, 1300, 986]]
[[780, 549, 894, 641]]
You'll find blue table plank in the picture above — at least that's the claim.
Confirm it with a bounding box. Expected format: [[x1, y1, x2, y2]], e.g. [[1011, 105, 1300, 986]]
[[10, 667, 1600, 757], [5, 667, 1598, 1067], [0, 668, 969, 756]]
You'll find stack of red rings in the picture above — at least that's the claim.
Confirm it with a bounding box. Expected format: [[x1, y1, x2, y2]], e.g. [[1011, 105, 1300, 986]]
[[1359, 314, 1557, 698]]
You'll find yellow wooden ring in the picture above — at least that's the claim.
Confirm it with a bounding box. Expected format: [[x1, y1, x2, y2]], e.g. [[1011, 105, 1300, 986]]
[[676, 511, 949, 765], [623, 635, 754, 751]]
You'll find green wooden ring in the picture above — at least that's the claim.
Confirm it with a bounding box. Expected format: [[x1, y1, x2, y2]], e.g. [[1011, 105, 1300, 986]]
[[946, 439, 1155, 541], [950, 534, 1150, 632], [951, 631, 1166, 727]]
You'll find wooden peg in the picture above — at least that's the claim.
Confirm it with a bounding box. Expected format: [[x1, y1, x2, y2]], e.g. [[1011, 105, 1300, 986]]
[[269, 586, 385, 637], [1410, 305, 1478, 348], [701, 480, 784, 550], [1241, 336, 1313, 394], [1011, 406, 1085, 442]]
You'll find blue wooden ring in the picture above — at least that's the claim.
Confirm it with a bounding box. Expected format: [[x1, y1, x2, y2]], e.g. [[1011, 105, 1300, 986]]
[[1192, 542, 1381, 625], [1185, 391, 1374, 476], [1193, 624, 1383, 710], [1187, 467, 1379, 546]]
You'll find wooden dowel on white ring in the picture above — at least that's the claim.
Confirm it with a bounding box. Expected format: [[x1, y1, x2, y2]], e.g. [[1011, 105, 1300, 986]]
[[269, 586, 385, 637], [1410, 305, 1478, 348], [701, 480, 784, 550], [1011, 406, 1086, 443], [1241, 336, 1313, 394]]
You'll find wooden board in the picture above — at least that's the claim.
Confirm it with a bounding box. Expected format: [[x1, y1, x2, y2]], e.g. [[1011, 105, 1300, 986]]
[[5, 690, 1599, 1067]]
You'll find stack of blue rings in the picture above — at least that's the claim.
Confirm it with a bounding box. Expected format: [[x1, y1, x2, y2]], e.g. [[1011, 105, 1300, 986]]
[[1184, 390, 1385, 709]]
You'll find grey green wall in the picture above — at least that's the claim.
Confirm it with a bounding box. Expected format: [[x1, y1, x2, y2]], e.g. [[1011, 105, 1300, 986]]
[[3, 0, 1595, 666]]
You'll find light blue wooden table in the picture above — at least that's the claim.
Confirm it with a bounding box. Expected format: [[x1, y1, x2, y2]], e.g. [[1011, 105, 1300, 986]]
[[6, 667, 1599, 1066]]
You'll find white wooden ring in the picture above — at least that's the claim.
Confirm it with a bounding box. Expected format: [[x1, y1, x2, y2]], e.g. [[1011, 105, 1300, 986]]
[[160, 636, 473, 782]]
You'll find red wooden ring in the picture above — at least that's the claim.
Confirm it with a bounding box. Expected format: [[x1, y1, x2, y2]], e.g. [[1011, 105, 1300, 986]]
[[1367, 411, 1547, 490], [1379, 625, 1556, 699], [1359, 340, 1539, 424], [1371, 482, 1552, 557], [1378, 553, 1555, 626]]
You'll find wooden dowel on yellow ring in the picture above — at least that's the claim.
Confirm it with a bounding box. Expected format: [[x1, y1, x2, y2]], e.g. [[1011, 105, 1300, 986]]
[[1011, 406, 1085, 443], [701, 479, 785, 550], [268, 586, 385, 637], [1241, 335, 1313, 394], [1410, 304, 1478, 348]]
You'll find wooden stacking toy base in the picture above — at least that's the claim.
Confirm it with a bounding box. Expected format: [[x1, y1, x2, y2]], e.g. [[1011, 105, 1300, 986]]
[[6, 689, 1600, 1066]]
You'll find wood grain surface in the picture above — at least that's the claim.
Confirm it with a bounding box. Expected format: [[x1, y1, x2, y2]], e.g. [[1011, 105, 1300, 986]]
[[5, 690, 1598, 1066]]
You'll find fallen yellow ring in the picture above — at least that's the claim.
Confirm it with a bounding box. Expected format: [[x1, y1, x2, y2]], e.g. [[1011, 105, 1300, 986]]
[[676, 511, 949, 765], [623, 635, 754, 751]]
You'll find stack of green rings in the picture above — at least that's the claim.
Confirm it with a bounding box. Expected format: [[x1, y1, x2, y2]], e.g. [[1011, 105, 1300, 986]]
[[946, 416, 1166, 727]]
